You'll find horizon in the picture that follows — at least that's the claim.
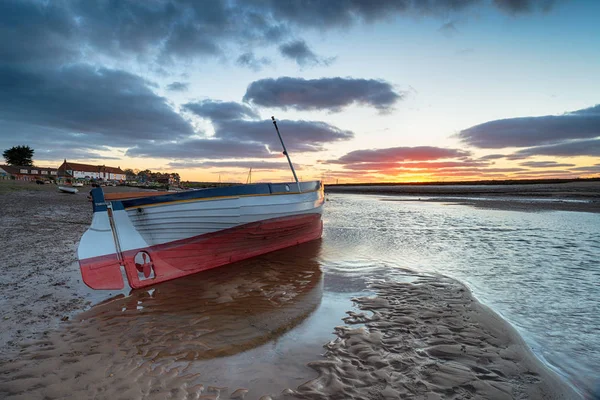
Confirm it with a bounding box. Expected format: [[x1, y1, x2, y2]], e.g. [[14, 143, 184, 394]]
[[1, 0, 599, 184]]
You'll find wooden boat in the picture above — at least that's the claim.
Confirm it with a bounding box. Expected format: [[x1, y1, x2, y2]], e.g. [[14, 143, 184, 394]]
[[71, 182, 84, 187], [77, 117, 324, 290], [78, 181, 323, 290], [58, 186, 79, 194]]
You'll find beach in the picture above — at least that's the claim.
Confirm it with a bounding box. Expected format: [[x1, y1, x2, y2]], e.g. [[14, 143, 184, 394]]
[[0, 180, 594, 399]]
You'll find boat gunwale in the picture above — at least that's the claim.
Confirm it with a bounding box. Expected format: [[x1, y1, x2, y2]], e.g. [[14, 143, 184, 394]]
[[112, 181, 322, 210]]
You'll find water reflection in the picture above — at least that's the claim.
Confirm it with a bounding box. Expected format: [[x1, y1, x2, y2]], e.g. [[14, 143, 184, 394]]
[[78, 240, 324, 361]]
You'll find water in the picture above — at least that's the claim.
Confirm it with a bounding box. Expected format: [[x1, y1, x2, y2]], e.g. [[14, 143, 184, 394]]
[[323, 193, 600, 396]]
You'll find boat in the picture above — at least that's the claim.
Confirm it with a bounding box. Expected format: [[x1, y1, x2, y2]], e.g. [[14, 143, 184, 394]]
[[76, 117, 324, 290], [58, 186, 79, 194], [72, 182, 84, 187]]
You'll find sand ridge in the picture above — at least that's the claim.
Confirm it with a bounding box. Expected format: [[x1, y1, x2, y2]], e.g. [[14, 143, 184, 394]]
[[277, 276, 578, 400]]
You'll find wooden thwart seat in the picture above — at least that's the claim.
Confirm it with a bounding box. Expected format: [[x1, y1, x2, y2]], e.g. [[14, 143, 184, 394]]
[[104, 192, 164, 201]]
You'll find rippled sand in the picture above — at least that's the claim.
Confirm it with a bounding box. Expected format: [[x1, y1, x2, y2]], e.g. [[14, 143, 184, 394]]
[[280, 276, 576, 399], [0, 263, 575, 399], [0, 243, 324, 399]]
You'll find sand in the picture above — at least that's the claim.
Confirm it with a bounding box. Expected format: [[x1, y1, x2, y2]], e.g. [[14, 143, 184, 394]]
[[0, 181, 581, 399], [279, 276, 578, 399], [0, 182, 154, 354]]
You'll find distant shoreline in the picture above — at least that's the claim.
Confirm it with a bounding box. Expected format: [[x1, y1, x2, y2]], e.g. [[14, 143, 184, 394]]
[[325, 180, 600, 213], [326, 177, 600, 187]]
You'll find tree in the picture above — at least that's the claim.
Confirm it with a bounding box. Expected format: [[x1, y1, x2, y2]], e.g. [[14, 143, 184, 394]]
[[3, 145, 34, 166]]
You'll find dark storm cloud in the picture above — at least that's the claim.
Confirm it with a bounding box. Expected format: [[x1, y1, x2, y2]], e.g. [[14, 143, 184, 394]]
[[0, 1, 78, 66], [327, 146, 471, 164], [213, 119, 354, 152], [166, 82, 189, 92], [510, 139, 600, 158], [278, 40, 332, 67], [457, 104, 600, 149], [493, 0, 559, 14], [183, 100, 259, 121], [243, 77, 403, 112], [180, 100, 355, 154], [236, 52, 271, 71], [167, 161, 291, 170], [257, 0, 481, 28], [125, 138, 276, 160], [2, 0, 559, 70], [0, 64, 194, 150], [519, 161, 575, 168]]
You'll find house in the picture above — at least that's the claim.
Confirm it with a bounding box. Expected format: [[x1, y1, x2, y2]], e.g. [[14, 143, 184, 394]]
[[0, 165, 58, 181], [58, 160, 126, 181]]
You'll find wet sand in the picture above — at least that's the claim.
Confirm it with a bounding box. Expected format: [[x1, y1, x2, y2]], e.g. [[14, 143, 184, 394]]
[[282, 276, 577, 399], [0, 181, 580, 399]]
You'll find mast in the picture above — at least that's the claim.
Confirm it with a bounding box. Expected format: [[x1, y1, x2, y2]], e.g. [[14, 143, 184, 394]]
[[271, 116, 301, 192]]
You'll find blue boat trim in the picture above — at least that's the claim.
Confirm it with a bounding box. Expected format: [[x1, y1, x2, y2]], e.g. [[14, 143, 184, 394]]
[[90, 187, 108, 212], [111, 181, 321, 210]]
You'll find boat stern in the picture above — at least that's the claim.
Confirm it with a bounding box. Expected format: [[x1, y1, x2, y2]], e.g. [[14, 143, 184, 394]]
[[77, 187, 125, 290]]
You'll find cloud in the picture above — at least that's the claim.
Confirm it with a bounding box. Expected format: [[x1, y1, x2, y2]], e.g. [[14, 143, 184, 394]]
[[0, 64, 194, 153], [513, 169, 574, 175], [243, 77, 403, 112], [213, 119, 354, 152], [327, 146, 471, 164], [166, 82, 189, 92], [510, 138, 600, 158], [260, 0, 481, 27], [180, 100, 354, 154], [34, 148, 121, 161], [457, 104, 600, 149], [478, 153, 507, 160], [278, 40, 333, 67], [167, 161, 293, 170], [519, 161, 576, 168], [236, 52, 271, 71], [2, 0, 559, 71], [183, 100, 259, 121], [125, 138, 277, 160], [493, 0, 559, 14], [0, 1, 78, 66], [569, 164, 600, 173], [341, 160, 489, 171]]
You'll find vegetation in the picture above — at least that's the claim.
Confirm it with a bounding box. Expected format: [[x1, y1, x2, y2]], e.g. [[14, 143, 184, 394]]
[[3, 145, 34, 166], [122, 168, 180, 185]]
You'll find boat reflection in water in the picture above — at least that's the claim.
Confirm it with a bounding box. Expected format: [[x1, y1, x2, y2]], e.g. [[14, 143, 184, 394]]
[[78, 240, 324, 361]]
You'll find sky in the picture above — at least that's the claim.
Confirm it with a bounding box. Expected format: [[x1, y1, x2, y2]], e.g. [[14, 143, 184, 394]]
[[1, 0, 599, 183]]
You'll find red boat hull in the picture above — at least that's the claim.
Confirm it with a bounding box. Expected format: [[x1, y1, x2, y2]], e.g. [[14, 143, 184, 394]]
[[80, 213, 323, 290]]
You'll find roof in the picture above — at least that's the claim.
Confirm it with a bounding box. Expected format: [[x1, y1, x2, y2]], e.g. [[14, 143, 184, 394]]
[[60, 161, 125, 174]]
